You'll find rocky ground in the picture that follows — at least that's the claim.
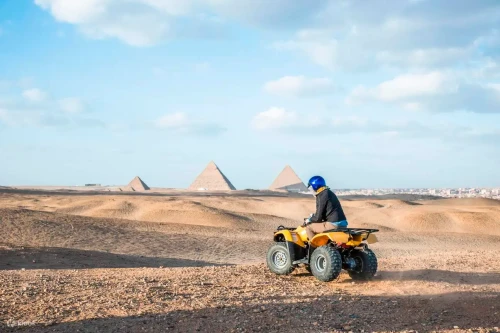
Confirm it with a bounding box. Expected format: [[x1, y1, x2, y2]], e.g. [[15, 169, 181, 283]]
[[1, 192, 499, 332], [1, 260, 499, 333]]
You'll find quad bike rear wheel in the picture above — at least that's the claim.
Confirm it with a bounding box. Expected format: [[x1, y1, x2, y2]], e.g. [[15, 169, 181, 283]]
[[266, 242, 294, 275], [310, 245, 342, 282], [347, 248, 378, 280]]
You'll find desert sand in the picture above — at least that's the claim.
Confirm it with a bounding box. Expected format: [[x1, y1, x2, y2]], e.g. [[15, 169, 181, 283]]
[[0, 189, 499, 332]]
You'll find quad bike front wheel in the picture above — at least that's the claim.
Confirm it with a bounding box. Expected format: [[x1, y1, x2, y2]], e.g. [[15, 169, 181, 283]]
[[310, 245, 342, 282], [347, 248, 378, 281], [266, 242, 294, 275]]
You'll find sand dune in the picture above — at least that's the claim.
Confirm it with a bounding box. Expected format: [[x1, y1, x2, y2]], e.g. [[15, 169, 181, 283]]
[[423, 197, 500, 207], [0, 208, 269, 265], [1, 193, 499, 266], [2, 194, 500, 235], [0, 194, 307, 228]]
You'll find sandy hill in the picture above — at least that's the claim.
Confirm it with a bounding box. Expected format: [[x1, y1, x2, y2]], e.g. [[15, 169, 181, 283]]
[[1, 193, 499, 237], [188, 161, 236, 191], [423, 197, 500, 207], [269, 165, 307, 192]]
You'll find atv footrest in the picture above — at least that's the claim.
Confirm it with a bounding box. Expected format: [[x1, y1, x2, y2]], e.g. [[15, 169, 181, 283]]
[[293, 258, 308, 265]]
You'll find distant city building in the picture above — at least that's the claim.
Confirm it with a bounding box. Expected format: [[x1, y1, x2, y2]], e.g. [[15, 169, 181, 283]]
[[333, 186, 499, 200]]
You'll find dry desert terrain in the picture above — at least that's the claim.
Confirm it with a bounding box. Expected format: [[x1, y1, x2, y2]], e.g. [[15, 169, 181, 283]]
[[0, 189, 499, 332]]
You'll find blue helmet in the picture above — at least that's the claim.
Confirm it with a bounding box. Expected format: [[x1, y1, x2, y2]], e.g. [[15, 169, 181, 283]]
[[307, 176, 326, 191]]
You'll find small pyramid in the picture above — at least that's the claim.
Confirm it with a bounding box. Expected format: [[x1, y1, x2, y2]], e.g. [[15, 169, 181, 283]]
[[269, 165, 307, 192], [188, 161, 236, 191], [127, 176, 150, 191]]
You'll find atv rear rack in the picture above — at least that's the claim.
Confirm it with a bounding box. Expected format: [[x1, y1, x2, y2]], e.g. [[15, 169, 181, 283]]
[[276, 225, 296, 231], [276, 225, 378, 235], [325, 227, 379, 235]]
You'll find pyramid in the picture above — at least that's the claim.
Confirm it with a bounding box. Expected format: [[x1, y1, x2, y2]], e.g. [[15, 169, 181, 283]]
[[269, 165, 307, 192], [127, 176, 150, 191], [188, 161, 236, 191]]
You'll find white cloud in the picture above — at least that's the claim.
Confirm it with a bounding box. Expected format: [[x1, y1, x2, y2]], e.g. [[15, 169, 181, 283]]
[[251, 109, 398, 133], [347, 71, 500, 113], [264, 76, 333, 97], [0, 109, 10, 124], [0, 108, 40, 127], [357, 71, 457, 102], [489, 83, 500, 92], [274, 1, 500, 71], [0, 106, 103, 128], [193, 62, 211, 72], [0, 84, 101, 128], [251, 107, 298, 130], [35, 0, 198, 46], [273, 30, 339, 70], [35, 0, 328, 46], [22, 88, 47, 102], [376, 47, 472, 68], [79, 12, 171, 47], [472, 58, 500, 79], [18, 77, 35, 89], [331, 116, 368, 128], [274, 28, 478, 71], [251, 109, 500, 144], [403, 102, 423, 112], [155, 112, 225, 135], [206, 0, 328, 27], [59, 97, 86, 113], [156, 112, 190, 129], [35, 0, 108, 23], [251, 107, 325, 132]]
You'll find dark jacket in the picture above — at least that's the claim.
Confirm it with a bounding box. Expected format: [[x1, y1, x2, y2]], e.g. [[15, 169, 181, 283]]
[[310, 188, 346, 223]]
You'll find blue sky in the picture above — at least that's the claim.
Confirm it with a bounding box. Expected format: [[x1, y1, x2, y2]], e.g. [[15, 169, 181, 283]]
[[1, 0, 500, 189]]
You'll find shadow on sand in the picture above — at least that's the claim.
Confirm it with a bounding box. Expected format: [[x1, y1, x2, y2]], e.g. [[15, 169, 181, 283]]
[[376, 269, 500, 285], [289, 268, 500, 286], [0, 246, 227, 270], [2, 291, 498, 333]]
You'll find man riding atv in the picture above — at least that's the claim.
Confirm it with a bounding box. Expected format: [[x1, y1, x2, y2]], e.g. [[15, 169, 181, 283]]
[[304, 176, 348, 240], [266, 176, 378, 282]]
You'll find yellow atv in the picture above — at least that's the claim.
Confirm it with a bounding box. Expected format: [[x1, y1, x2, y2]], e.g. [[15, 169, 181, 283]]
[[266, 224, 379, 282]]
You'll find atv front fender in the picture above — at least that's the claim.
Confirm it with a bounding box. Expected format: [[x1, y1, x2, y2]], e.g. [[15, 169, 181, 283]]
[[273, 230, 307, 262], [273, 230, 306, 247]]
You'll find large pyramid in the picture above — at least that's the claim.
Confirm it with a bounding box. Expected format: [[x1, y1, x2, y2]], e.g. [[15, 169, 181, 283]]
[[269, 165, 307, 192], [127, 176, 150, 191], [188, 161, 236, 191]]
